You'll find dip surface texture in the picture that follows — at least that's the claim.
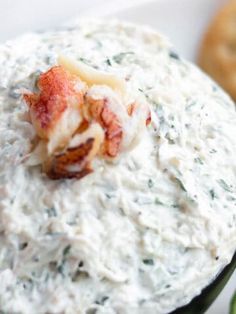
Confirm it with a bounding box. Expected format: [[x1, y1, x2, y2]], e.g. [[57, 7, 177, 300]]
[[0, 20, 235, 314]]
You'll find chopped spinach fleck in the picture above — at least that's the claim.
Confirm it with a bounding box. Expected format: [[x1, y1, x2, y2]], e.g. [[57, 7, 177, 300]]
[[112, 52, 134, 64], [63, 245, 71, 257], [46, 207, 57, 217], [186, 101, 197, 111], [209, 189, 216, 200], [171, 203, 180, 209], [218, 179, 232, 193], [138, 88, 161, 107], [169, 51, 180, 60], [139, 299, 147, 305], [155, 198, 164, 206], [45, 54, 56, 65], [148, 179, 154, 188], [166, 137, 175, 145], [175, 178, 187, 192], [143, 259, 154, 266], [105, 58, 112, 66], [185, 195, 197, 205], [57, 245, 71, 275], [95, 296, 109, 305], [57, 261, 66, 275], [79, 57, 91, 65], [212, 85, 219, 92], [94, 39, 102, 48], [118, 207, 125, 216], [210, 149, 217, 154], [194, 157, 204, 165], [105, 193, 113, 199]]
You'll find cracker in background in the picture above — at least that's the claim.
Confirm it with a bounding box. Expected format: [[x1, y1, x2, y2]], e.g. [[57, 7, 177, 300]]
[[199, 0, 236, 101]]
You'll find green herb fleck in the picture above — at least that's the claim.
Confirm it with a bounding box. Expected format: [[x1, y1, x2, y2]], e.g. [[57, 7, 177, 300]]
[[167, 138, 175, 145], [210, 149, 217, 154], [138, 88, 160, 107], [106, 58, 112, 66], [78, 57, 90, 64], [175, 178, 187, 192], [169, 51, 180, 60], [95, 296, 109, 305], [112, 52, 134, 64], [212, 85, 219, 92], [57, 261, 66, 275], [95, 40, 102, 48], [209, 189, 216, 200], [186, 101, 197, 110], [63, 245, 71, 257], [105, 193, 114, 199], [171, 203, 180, 209], [46, 207, 57, 217], [57, 245, 71, 275], [218, 179, 232, 193], [155, 198, 164, 206], [143, 259, 154, 266], [148, 179, 154, 188], [194, 157, 204, 165]]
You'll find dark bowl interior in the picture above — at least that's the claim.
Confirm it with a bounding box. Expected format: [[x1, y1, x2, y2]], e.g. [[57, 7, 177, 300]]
[[170, 252, 236, 314]]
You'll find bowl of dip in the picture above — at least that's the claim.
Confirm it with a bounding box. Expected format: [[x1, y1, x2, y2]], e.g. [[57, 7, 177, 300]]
[[0, 19, 235, 314]]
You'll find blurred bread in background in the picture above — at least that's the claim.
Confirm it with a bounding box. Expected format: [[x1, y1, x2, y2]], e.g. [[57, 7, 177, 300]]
[[199, 0, 236, 101]]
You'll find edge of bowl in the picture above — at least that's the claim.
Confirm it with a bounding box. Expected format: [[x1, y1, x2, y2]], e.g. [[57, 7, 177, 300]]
[[170, 252, 236, 314]]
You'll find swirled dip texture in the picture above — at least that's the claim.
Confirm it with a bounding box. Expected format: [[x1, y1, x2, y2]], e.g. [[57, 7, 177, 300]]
[[0, 20, 235, 314]]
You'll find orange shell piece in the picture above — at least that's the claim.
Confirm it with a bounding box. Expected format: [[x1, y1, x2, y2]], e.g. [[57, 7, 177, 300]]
[[127, 102, 151, 126], [44, 138, 94, 180], [24, 66, 84, 138], [86, 96, 123, 158]]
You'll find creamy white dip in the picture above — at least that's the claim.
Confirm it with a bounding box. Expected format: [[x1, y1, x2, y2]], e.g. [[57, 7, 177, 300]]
[[0, 20, 235, 314]]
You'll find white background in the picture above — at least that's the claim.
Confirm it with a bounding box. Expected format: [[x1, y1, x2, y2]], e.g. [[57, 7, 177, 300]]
[[0, 0, 235, 313]]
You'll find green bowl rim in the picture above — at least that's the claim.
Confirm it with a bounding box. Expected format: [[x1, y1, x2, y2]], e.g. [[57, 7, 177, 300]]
[[170, 251, 236, 314]]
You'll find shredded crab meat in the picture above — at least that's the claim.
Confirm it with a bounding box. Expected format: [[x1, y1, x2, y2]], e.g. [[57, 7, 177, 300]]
[[23, 56, 151, 180]]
